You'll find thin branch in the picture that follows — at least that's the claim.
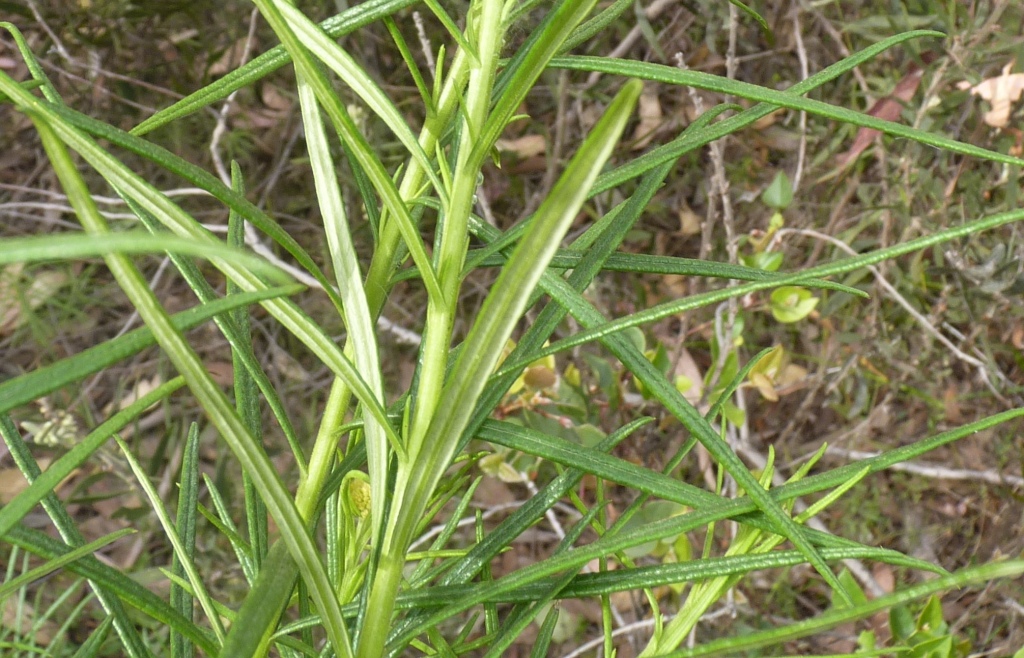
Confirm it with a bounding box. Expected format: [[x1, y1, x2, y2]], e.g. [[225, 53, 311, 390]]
[[824, 447, 1024, 489]]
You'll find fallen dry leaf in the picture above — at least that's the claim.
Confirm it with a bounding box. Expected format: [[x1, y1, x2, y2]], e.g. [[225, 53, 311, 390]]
[[209, 35, 259, 77], [672, 347, 704, 407], [677, 204, 702, 236], [631, 88, 663, 150], [836, 65, 924, 168], [103, 376, 164, 415], [0, 265, 71, 335], [3, 597, 58, 646], [872, 562, 896, 594], [958, 61, 1024, 128], [205, 362, 234, 387], [495, 134, 546, 160]]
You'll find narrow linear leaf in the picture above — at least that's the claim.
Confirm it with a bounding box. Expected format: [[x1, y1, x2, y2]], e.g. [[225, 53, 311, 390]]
[[0, 378, 185, 541], [589, 30, 954, 195], [31, 113, 350, 658], [387, 546, 927, 610], [126, 194, 308, 474], [227, 164, 270, 571], [473, 0, 601, 167], [0, 286, 301, 415], [0, 231, 289, 282], [254, 0, 443, 305], [70, 614, 114, 658], [114, 434, 227, 642], [297, 73, 392, 540], [131, 0, 421, 135], [0, 411, 155, 658], [670, 561, 1024, 657], [551, 55, 1024, 168], [499, 206, 1024, 367], [43, 100, 349, 318], [274, 0, 448, 206], [0, 528, 135, 599], [0, 74, 400, 469], [171, 422, 201, 658], [395, 79, 642, 536], [2, 524, 218, 656]]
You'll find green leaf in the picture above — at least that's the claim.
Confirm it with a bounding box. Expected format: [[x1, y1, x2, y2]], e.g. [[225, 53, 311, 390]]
[[669, 562, 1024, 656], [917, 595, 947, 633], [130, 0, 421, 135], [550, 54, 1024, 170], [530, 606, 560, 658], [0, 528, 135, 600], [227, 165, 270, 572], [586, 31, 979, 196], [0, 231, 289, 282], [0, 412, 156, 658], [296, 72, 393, 539], [493, 204, 1024, 369], [761, 171, 793, 210], [0, 286, 302, 416], [358, 546, 921, 618], [398, 78, 642, 513], [473, 0, 601, 168], [253, 0, 443, 308], [742, 250, 784, 272], [114, 433, 227, 643], [385, 404, 1024, 651], [43, 102, 349, 319], [770, 286, 819, 323], [171, 423, 201, 658], [376, 79, 643, 657], [727, 0, 772, 42], [70, 615, 114, 658], [833, 569, 869, 609], [0, 378, 184, 553], [272, 0, 447, 206], [30, 105, 349, 658], [2, 524, 218, 655]]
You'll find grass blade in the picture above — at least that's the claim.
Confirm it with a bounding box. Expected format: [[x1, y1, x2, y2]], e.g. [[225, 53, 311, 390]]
[[170, 422, 201, 658], [0, 378, 185, 541], [31, 107, 353, 658], [0, 528, 135, 600], [2, 524, 218, 655], [0, 286, 301, 415], [670, 561, 1024, 657], [551, 54, 1024, 169], [0, 232, 288, 281], [114, 432, 227, 643], [130, 0, 421, 135]]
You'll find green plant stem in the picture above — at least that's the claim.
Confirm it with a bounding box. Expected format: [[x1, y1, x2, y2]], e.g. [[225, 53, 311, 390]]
[[218, 18, 476, 658], [406, 0, 507, 461], [358, 3, 511, 652], [362, 44, 471, 315]]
